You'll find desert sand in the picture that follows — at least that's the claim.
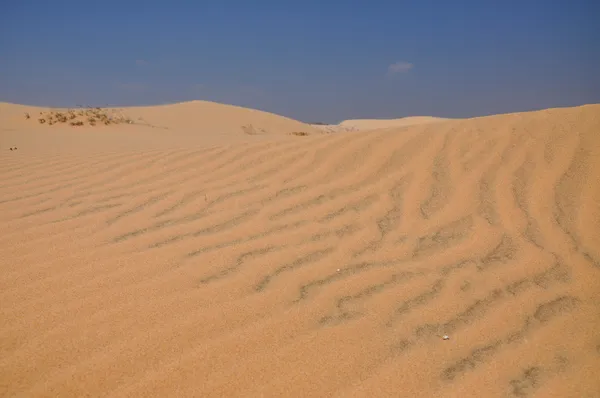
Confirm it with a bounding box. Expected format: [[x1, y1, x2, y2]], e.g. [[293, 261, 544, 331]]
[[1, 100, 599, 397], [311, 115, 449, 133], [339, 116, 450, 130]]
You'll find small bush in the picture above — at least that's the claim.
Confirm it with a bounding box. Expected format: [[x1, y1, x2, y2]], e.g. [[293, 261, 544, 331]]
[[27, 107, 134, 128], [241, 124, 257, 135], [55, 112, 68, 123]]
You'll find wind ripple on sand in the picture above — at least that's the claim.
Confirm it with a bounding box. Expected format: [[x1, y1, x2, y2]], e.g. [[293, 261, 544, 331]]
[[1, 105, 599, 397]]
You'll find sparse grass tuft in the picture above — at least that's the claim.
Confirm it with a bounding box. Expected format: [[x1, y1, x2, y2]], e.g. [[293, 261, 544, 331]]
[[291, 131, 309, 136], [241, 124, 268, 135], [55, 113, 68, 123], [242, 124, 257, 135], [27, 106, 134, 128]]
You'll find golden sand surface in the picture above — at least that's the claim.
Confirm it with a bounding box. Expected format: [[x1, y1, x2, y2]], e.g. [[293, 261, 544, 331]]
[[1, 101, 599, 397]]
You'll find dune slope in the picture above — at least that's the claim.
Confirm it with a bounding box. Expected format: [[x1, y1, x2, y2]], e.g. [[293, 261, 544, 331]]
[[123, 100, 321, 135], [0, 101, 320, 155], [1, 104, 599, 397], [311, 115, 450, 134], [338, 115, 450, 130]]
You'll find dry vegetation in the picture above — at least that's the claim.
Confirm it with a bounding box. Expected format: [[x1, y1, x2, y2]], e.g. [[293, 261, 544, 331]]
[[243, 126, 309, 136], [241, 124, 268, 135], [29, 107, 134, 127]]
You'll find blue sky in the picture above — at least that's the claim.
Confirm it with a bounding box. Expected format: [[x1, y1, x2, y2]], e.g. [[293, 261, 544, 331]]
[[1, 1, 599, 123]]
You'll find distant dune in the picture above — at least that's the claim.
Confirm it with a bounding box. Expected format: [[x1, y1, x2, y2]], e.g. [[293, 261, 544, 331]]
[[311, 115, 451, 133], [123, 100, 321, 135], [1, 101, 600, 397], [339, 116, 451, 130], [0, 100, 320, 154]]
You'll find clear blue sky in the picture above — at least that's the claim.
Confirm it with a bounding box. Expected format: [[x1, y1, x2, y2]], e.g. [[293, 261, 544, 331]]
[[1, 1, 599, 123]]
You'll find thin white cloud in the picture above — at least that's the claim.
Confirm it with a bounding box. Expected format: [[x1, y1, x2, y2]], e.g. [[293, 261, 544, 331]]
[[387, 61, 414, 75]]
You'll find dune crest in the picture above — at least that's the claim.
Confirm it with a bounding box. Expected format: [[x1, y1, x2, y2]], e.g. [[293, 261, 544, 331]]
[[0, 100, 320, 155], [339, 115, 451, 130], [311, 115, 451, 133], [123, 100, 321, 135], [1, 102, 600, 397]]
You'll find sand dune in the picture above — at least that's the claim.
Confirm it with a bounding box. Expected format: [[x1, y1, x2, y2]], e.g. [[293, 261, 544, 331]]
[[1, 102, 600, 397], [312, 115, 450, 133], [339, 116, 451, 130], [122, 100, 322, 135], [0, 101, 320, 155]]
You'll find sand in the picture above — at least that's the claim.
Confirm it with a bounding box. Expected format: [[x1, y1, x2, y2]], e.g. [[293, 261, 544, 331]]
[[1, 100, 600, 397], [339, 116, 451, 130], [311, 116, 449, 133]]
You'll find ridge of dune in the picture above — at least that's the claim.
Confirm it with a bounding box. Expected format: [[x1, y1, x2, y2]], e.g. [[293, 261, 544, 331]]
[[1, 103, 600, 397], [123, 100, 322, 134], [339, 116, 451, 130], [310, 115, 451, 133], [0, 100, 321, 155], [0, 100, 319, 135]]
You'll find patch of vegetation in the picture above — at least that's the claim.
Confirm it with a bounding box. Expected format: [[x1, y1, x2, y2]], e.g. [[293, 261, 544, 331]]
[[28, 106, 134, 127], [241, 124, 268, 135], [241, 124, 256, 135], [290, 131, 309, 136]]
